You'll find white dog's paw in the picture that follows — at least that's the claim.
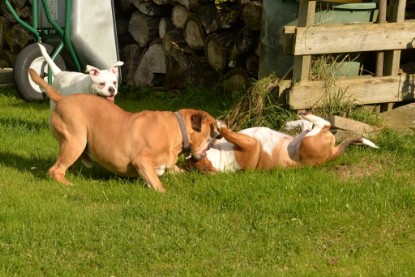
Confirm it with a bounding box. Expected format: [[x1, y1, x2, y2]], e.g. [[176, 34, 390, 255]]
[[216, 120, 227, 130], [80, 154, 94, 168], [170, 165, 184, 174], [283, 121, 299, 131], [284, 119, 313, 132]]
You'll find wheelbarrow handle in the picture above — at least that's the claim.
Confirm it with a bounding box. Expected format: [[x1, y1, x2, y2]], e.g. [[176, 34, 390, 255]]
[[4, 0, 82, 72], [39, 0, 65, 38]]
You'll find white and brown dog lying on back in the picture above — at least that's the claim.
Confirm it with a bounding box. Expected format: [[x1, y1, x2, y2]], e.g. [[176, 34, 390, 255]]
[[191, 114, 378, 173]]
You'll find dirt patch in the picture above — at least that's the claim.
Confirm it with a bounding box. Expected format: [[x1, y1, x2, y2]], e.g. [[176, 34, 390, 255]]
[[326, 154, 401, 180], [328, 154, 412, 181], [331, 161, 382, 180]]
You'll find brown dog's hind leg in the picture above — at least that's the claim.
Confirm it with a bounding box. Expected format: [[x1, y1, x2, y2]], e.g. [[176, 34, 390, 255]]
[[133, 158, 166, 193], [329, 137, 367, 161], [49, 140, 86, 185]]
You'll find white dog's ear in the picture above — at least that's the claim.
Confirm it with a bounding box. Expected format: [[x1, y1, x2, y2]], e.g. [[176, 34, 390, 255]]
[[110, 61, 124, 75], [85, 65, 100, 77]]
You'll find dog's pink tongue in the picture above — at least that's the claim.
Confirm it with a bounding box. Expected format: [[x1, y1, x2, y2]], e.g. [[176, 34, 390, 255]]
[[106, 96, 115, 102]]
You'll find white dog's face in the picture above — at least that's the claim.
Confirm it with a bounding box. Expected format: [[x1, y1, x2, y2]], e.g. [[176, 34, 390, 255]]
[[86, 61, 124, 102]]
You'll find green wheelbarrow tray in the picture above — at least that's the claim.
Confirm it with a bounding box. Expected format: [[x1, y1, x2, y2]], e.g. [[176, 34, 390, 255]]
[[4, 0, 121, 102]]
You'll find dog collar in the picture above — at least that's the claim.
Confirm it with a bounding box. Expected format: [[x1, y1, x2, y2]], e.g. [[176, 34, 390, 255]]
[[175, 112, 192, 159]]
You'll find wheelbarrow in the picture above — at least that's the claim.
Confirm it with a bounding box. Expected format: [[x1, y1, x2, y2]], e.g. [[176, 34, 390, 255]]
[[4, 0, 121, 101]]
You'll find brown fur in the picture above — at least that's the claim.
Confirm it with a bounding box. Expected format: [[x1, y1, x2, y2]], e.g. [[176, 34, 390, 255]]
[[29, 68, 219, 192]]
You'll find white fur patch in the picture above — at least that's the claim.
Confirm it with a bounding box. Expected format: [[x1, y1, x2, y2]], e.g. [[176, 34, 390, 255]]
[[361, 138, 379, 149], [156, 165, 167, 176], [284, 119, 313, 132], [206, 139, 240, 172], [239, 127, 291, 157]]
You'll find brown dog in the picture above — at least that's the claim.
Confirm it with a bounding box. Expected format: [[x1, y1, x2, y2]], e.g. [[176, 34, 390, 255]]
[[191, 114, 378, 173], [29, 68, 220, 192]]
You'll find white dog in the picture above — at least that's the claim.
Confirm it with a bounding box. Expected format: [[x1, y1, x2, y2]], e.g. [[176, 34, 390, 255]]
[[38, 43, 123, 109]]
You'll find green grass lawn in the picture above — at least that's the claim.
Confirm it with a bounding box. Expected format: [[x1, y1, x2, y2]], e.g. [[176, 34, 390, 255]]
[[1, 85, 414, 276]]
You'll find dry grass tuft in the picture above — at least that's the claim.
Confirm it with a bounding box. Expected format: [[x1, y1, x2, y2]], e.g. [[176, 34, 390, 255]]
[[222, 74, 294, 130], [310, 55, 357, 117]]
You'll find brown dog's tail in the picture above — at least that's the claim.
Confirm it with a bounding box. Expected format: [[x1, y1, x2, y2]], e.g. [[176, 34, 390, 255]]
[[28, 68, 63, 103]]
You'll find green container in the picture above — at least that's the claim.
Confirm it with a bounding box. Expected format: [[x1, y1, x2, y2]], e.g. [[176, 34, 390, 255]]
[[315, 2, 379, 25], [315, 2, 379, 76], [259, 0, 299, 78]]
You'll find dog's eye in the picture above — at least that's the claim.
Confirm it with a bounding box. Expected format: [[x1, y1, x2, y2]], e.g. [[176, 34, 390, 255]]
[[99, 82, 105, 86]]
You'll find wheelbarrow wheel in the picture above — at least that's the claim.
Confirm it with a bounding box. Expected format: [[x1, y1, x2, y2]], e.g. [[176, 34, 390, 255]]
[[13, 43, 66, 102]]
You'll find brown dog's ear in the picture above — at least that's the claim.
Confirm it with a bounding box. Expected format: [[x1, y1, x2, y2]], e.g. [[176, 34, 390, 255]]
[[190, 113, 203, 132]]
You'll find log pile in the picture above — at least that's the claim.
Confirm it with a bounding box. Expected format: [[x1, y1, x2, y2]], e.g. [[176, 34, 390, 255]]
[[117, 0, 262, 90], [0, 0, 262, 91], [0, 0, 33, 68]]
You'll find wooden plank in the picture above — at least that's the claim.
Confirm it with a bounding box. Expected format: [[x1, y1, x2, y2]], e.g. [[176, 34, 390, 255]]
[[292, 0, 316, 81], [288, 74, 415, 110], [292, 21, 415, 55]]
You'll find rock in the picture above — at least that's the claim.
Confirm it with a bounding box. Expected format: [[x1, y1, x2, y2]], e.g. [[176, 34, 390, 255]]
[[379, 103, 415, 134], [332, 129, 362, 143], [328, 115, 378, 135], [325, 115, 379, 143], [0, 68, 13, 84]]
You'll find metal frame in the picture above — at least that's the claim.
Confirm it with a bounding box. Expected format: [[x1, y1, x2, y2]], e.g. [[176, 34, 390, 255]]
[[4, 0, 82, 83]]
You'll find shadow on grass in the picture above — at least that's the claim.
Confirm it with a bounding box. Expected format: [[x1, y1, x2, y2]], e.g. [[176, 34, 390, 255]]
[[0, 117, 49, 133], [0, 150, 144, 186], [0, 150, 51, 181]]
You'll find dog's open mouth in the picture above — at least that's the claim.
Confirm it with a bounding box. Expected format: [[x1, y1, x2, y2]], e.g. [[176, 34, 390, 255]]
[[98, 94, 115, 102]]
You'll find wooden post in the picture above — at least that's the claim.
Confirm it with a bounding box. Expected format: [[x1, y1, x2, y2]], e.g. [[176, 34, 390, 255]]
[[376, 0, 387, 77], [292, 0, 316, 82], [382, 0, 406, 112], [384, 0, 406, 76], [376, 0, 389, 112]]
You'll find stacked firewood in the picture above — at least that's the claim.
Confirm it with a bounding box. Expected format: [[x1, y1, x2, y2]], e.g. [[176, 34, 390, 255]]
[[0, 0, 33, 68], [117, 0, 262, 90], [1, 0, 263, 91]]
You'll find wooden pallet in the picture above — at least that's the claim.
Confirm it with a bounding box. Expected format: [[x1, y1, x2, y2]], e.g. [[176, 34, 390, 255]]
[[283, 0, 414, 111]]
